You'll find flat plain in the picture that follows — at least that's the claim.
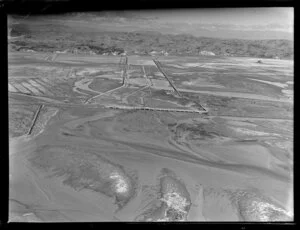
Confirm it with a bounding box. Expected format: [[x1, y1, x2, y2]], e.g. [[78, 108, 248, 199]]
[[9, 51, 293, 222]]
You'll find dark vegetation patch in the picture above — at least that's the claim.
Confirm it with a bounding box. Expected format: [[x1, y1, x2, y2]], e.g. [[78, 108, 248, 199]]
[[173, 122, 225, 141], [28, 145, 139, 209], [235, 139, 258, 143], [87, 70, 116, 77], [151, 90, 198, 107], [9, 104, 38, 137], [113, 110, 169, 136], [89, 78, 122, 92]]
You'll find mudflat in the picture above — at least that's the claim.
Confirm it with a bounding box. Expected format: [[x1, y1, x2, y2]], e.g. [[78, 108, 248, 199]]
[[9, 52, 293, 222]]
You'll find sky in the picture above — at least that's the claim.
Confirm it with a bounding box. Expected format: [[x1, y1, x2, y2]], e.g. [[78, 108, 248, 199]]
[[9, 8, 294, 40], [113, 8, 294, 39], [139, 8, 293, 27]]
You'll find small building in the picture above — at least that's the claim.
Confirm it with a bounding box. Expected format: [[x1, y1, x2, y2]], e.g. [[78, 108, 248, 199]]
[[72, 48, 79, 54], [120, 51, 127, 56], [200, 50, 215, 56], [150, 51, 159, 56], [55, 50, 68, 54], [160, 50, 169, 56]]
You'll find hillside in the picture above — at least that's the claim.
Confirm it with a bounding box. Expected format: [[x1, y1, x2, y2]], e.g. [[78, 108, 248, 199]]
[[8, 19, 293, 59]]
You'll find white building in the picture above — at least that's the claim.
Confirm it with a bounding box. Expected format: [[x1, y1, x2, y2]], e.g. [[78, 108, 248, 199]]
[[55, 49, 68, 54], [150, 51, 159, 56], [200, 51, 215, 56]]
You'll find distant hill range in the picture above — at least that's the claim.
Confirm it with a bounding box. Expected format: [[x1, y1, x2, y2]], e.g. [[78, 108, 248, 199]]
[[8, 21, 293, 59]]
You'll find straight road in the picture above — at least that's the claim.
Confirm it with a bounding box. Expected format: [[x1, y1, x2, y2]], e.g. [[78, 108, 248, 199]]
[[153, 59, 182, 97], [27, 104, 44, 135], [104, 104, 206, 114]]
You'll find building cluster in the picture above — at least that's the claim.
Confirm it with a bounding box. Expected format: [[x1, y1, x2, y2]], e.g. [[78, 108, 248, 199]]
[[150, 50, 169, 56]]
